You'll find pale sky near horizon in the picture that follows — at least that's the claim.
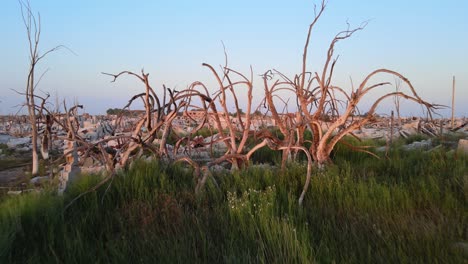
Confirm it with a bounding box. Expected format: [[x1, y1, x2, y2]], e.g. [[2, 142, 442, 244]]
[[0, 0, 467, 117]]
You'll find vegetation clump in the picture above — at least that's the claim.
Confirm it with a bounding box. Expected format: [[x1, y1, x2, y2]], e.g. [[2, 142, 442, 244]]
[[0, 146, 465, 263]]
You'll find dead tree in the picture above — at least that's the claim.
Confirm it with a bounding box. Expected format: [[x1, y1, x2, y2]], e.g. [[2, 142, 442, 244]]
[[103, 70, 213, 168], [19, 1, 62, 176], [263, 0, 439, 167], [168, 60, 259, 171], [175, 63, 304, 196], [201, 63, 255, 170], [102, 70, 164, 167]]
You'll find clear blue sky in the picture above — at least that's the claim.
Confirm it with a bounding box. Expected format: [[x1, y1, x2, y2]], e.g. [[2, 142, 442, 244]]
[[1, 0, 467, 117]]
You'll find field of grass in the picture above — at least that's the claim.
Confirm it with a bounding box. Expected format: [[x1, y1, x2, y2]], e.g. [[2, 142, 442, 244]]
[[0, 142, 466, 263]]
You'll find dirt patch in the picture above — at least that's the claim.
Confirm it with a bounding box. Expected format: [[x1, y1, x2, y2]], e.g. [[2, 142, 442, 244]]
[[0, 167, 28, 187]]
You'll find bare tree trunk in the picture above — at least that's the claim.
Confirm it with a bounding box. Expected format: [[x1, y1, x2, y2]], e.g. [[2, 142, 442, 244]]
[[27, 63, 39, 176], [20, 1, 62, 176], [159, 123, 171, 157], [394, 78, 402, 127], [31, 136, 39, 175], [452, 76, 455, 129], [390, 110, 394, 146]]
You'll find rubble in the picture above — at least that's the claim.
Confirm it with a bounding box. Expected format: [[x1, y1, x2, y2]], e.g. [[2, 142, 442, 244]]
[[7, 190, 22, 195], [426, 144, 443, 153], [0, 134, 13, 144], [58, 141, 81, 194], [403, 139, 433, 151], [6, 137, 31, 148], [16, 146, 31, 152], [203, 133, 228, 152], [458, 139, 468, 155], [210, 164, 228, 173], [30, 176, 50, 186]]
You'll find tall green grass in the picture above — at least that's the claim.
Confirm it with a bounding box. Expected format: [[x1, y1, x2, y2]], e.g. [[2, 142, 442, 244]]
[[0, 145, 466, 263]]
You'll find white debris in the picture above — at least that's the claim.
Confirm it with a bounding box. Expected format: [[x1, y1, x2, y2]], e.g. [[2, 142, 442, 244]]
[[0, 134, 13, 144], [30, 176, 50, 185], [403, 139, 432, 151], [7, 137, 31, 148]]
